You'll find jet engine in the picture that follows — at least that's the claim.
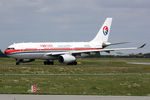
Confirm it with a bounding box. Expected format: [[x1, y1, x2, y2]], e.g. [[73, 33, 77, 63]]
[[58, 54, 76, 64]]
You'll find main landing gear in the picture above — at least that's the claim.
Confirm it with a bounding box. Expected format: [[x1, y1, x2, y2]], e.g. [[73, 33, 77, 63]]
[[43, 60, 77, 65], [44, 60, 54, 65], [67, 61, 77, 65]]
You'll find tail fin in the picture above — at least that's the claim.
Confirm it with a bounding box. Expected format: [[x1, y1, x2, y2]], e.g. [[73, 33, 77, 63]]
[[90, 18, 112, 43]]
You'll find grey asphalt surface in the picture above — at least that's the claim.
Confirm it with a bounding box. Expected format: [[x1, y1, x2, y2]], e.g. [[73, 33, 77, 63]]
[[0, 95, 150, 100]]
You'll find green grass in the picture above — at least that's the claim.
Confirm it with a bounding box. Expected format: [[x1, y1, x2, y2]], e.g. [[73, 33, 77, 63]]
[[0, 58, 150, 95]]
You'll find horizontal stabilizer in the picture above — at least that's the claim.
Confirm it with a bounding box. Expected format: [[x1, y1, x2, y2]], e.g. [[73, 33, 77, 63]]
[[109, 42, 130, 46], [102, 42, 130, 47]]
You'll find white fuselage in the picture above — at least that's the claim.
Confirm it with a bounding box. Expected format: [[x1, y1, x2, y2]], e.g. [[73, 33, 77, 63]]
[[5, 42, 102, 60]]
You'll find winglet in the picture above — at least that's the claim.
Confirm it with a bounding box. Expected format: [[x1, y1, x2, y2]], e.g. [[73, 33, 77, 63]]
[[138, 43, 146, 49]]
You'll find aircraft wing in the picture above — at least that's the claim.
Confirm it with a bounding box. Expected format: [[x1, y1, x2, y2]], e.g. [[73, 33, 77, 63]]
[[70, 44, 145, 54], [46, 44, 146, 56]]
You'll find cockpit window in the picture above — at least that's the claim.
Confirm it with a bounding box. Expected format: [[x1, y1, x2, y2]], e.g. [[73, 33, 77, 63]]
[[7, 48, 15, 50]]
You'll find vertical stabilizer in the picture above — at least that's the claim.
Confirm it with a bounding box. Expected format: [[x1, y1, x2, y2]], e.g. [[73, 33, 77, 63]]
[[90, 18, 112, 44]]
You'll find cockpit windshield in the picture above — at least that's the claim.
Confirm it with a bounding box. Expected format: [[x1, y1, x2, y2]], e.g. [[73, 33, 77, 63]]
[[7, 48, 15, 50]]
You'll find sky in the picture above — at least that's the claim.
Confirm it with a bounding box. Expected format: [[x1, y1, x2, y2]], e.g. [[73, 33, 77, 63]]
[[0, 0, 149, 54]]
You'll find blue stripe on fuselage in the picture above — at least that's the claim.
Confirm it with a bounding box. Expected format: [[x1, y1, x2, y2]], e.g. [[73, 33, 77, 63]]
[[7, 50, 67, 55]]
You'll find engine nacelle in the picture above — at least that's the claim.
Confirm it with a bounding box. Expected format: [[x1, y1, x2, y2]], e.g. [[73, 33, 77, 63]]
[[58, 54, 76, 64], [20, 59, 35, 63]]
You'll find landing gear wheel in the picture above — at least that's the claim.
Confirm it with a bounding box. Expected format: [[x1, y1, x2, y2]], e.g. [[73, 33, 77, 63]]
[[44, 61, 47, 65], [67, 61, 77, 65], [44, 61, 54, 65], [73, 61, 77, 65]]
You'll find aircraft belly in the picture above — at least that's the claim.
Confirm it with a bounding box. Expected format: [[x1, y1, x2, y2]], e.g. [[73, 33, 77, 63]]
[[9, 53, 44, 59], [41, 54, 58, 60], [8, 53, 57, 60]]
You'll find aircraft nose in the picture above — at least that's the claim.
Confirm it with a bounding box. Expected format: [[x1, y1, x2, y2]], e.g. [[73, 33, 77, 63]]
[[5, 49, 11, 55], [5, 48, 16, 55], [4, 49, 8, 55]]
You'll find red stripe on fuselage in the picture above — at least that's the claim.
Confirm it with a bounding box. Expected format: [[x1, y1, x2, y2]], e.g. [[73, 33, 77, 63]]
[[5, 48, 102, 55]]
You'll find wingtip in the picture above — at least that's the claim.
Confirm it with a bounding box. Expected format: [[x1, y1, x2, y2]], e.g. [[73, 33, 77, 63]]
[[138, 43, 146, 49]]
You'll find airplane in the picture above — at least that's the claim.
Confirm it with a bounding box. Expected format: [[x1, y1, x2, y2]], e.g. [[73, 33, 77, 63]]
[[4, 18, 145, 65]]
